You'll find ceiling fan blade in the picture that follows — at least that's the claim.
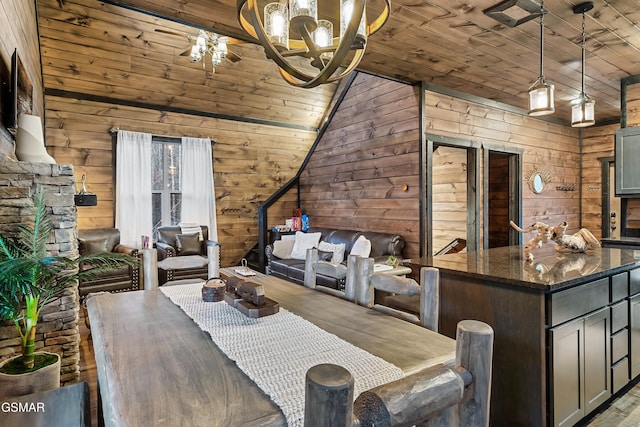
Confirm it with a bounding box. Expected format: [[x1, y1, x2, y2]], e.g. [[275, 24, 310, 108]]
[[155, 28, 188, 38], [180, 47, 192, 57], [226, 50, 241, 63]]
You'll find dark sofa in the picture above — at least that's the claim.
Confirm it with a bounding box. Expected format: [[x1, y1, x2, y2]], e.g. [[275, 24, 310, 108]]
[[265, 227, 405, 290], [78, 228, 140, 299]]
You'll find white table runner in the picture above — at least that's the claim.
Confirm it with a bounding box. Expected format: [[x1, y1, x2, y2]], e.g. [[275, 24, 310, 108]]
[[160, 283, 403, 426]]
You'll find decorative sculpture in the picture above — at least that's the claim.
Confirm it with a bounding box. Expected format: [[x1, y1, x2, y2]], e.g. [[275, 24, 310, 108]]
[[510, 220, 600, 262], [224, 279, 279, 318]]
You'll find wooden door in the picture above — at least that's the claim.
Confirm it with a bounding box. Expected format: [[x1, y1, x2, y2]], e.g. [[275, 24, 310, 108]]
[[486, 151, 519, 248]]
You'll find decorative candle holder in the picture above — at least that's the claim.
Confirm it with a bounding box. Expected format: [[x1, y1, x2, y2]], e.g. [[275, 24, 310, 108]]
[[202, 278, 226, 302]]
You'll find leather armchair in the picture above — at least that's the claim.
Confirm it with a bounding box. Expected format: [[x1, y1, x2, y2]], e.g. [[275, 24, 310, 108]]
[[77, 228, 140, 299], [155, 225, 219, 285]]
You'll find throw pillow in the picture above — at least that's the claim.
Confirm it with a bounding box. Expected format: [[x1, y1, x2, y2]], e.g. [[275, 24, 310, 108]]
[[318, 241, 346, 264], [272, 239, 295, 259], [350, 235, 372, 258], [175, 232, 201, 256], [317, 250, 334, 262], [289, 231, 321, 260], [79, 237, 108, 256]]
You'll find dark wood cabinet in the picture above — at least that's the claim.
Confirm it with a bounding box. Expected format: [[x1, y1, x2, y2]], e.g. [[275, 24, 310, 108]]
[[629, 294, 640, 377], [550, 307, 610, 427], [615, 127, 640, 196], [584, 309, 611, 412], [417, 247, 640, 426]]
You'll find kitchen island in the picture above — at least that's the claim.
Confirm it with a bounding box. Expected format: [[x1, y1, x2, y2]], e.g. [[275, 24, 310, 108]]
[[408, 245, 640, 427]]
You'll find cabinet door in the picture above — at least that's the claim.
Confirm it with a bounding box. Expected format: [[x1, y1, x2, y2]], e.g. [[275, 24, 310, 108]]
[[551, 318, 584, 427], [584, 308, 611, 413], [630, 294, 640, 377]]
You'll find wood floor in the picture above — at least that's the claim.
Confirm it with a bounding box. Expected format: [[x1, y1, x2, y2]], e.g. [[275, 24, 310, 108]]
[[78, 308, 640, 427], [78, 311, 99, 427]]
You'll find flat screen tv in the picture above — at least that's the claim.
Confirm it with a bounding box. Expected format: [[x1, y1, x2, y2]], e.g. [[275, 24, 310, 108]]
[[1, 49, 18, 133]]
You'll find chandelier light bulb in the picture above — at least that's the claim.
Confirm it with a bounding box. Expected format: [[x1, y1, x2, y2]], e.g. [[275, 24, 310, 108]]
[[265, 3, 290, 50], [340, 0, 367, 47], [314, 20, 334, 60], [190, 45, 203, 62], [290, 0, 316, 22]]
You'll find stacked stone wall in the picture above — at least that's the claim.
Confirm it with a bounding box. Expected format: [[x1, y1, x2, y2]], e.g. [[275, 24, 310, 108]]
[[0, 161, 80, 385]]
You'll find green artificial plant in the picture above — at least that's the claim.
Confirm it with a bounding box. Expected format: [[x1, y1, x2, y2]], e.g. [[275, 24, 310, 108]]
[[0, 187, 134, 371]]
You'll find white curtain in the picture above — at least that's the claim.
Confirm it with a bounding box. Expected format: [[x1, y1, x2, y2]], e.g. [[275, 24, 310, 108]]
[[181, 137, 218, 241], [115, 130, 153, 248]]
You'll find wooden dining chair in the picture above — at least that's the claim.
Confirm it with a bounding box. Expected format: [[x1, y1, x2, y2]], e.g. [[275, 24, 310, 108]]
[[304, 249, 363, 302], [364, 266, 440, 332]]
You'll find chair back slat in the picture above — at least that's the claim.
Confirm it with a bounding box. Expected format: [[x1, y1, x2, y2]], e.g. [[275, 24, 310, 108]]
[[370, 274, 420, 296]]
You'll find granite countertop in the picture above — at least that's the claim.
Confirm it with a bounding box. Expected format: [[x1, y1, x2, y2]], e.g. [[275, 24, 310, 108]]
[[601, 237, 640, 246], [407, 245, 640, 291]]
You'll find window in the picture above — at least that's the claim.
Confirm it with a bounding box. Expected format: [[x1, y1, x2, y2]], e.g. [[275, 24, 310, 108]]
[[152, 138, 181, 235]]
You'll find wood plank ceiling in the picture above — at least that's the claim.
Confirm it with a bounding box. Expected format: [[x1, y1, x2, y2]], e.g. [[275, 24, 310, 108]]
[[41, 0, 640, 127], [38, 0, 338, 130]]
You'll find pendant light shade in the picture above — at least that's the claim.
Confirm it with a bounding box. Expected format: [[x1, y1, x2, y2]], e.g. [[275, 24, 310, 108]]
[[571, 2, 595, 127], [529, 77, 555, 116], [571, 93, 595, 127], [528, 0, 554, 116]]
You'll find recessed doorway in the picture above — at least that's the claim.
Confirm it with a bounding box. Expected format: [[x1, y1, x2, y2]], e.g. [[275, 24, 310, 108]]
[[425, 135, 479, 256], [485, 148, 521, 248]]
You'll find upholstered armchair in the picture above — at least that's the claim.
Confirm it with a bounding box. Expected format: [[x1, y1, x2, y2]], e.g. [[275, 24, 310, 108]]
[[77, 228, 141, 299], [155, 225, 220, 285]]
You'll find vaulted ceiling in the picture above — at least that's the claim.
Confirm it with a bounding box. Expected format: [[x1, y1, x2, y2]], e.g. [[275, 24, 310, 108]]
[[41, 0, 640, 128]]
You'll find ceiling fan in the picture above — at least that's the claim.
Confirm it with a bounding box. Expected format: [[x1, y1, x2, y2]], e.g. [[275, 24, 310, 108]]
[[155, 28, 242, 72]]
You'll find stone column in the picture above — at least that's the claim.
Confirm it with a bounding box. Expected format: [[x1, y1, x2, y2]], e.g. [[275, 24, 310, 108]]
[[0, 161, 80, 385]]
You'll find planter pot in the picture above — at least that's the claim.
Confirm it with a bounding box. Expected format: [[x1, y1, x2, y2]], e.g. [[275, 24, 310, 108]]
[[0, 351, 61, 399]]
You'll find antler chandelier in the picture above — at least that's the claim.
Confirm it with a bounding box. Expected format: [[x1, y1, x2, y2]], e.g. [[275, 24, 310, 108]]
[[237, 0, 390, 88], [189, 30, 228, 70]]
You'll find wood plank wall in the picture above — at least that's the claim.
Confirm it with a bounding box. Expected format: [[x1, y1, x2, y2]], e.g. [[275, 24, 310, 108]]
[[298, 74, 582, 257], [299, 74, 422, 257], [44, 95, 316, 267], [432, 146, 467, 253], [0, 0, 44, 158], [425, 90, 581, 238], [628, 82, 640, 127], [581, 123, 618, 239]]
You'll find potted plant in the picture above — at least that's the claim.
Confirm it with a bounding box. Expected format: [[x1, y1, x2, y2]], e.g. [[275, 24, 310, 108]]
[[0, 187, 134, 397]]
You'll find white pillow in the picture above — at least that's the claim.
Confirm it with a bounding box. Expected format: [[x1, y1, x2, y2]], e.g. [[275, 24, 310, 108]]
[[290, 231, 322, 260], [318, 241, 346, 264], [272, 239, 295, 259], [350, 235, 371, 258]]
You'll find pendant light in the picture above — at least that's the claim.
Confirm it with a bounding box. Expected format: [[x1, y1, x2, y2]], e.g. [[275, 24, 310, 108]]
[[571, 2, 595, 127], [528, 0, 554, 116]]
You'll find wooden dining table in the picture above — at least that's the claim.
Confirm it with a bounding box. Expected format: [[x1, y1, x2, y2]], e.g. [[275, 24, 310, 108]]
[[87, 268, 456, 427]]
